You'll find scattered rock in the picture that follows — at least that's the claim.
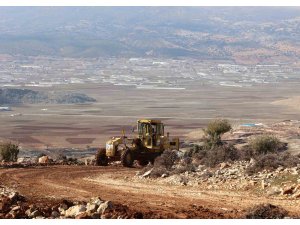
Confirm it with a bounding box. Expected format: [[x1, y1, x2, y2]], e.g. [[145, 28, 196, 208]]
[[249, 158, 256, 166], [75, 212, 91, 219], [141, 169, 153, 178], [0, 189, 119, 219], [196, 165, 206, 172], [11, 206, 20, 211], [293, 184, 300, 192], [276, 166, 284, 172], [89, 197, 104, 206], [65, 205, 87, 218], [90, 212, 100, 219], [292, 191, 300, 198], [97, 201, 113, 215], [86, 203, 97, 212], [249, 180, 257, 186], [267, 187, 281, 196], [220, 162, 229, 169], [227, 169, 238, 175], [58, 204, 68, 211], [51, 211, 60, 218], [30, 210, 42, 218], [261, 180, 267, 190], [38, 156, 49, 164], [8, 192, 19, 201]]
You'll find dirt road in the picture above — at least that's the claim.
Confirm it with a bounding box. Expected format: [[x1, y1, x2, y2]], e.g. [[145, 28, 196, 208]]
[[0, 165, 299, 218]]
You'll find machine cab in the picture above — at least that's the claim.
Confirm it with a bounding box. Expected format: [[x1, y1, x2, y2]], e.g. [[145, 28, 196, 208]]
[[137, 119, 164, 148]]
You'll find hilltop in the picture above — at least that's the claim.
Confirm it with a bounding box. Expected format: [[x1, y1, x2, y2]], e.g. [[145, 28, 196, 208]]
[[0, 88, 96, 105]]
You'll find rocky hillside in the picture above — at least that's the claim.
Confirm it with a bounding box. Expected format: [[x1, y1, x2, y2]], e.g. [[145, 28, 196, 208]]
[[0, 88, 96, 105]]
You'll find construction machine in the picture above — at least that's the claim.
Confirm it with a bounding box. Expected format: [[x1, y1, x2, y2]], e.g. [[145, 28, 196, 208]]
[[96, 119, 179, 167]]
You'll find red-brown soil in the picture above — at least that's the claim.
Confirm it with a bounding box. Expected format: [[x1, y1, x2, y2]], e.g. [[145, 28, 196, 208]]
[[0, 165, 299, 218]]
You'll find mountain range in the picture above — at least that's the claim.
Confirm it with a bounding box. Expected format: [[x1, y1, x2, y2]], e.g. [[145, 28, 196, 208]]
[[0, 7, 300, 64]]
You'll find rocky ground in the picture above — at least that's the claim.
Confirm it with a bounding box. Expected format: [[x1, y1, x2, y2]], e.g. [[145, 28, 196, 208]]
[[0, 186, 144, 219], [1, 120, 300, 219], [138, 160, 300, 201], [0, 164, 299, 219]]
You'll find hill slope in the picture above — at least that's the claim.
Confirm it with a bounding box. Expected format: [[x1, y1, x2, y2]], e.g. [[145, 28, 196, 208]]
[[0, 88, 96, 105]]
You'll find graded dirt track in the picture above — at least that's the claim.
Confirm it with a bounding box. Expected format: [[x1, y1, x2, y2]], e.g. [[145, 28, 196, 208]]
[[1, 165, 299, 218]]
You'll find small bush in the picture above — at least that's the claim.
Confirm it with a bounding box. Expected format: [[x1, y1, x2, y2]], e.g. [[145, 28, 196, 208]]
[[246, 152, 300, 175], [200, 144, 239, 167], [139, 150, 179, 178], [57, 153, 67, 161], [0, 143, 19, 162], [239, 146, 255, 161], [249, 135, 282, 155], [139, 163, 169, 178], [245, 204, 288, 219], [150, 166, 169, 178], [154, 150, 178, 170], [203, 119, 232, 148], [172, 157, 196, 174]]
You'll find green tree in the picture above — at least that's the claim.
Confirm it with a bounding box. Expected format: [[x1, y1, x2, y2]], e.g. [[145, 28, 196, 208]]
[[203, 119, 232, 148], [0, 143, 19, 162]]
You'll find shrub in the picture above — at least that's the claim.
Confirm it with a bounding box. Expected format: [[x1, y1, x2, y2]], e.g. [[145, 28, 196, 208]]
[[246, 152, 300, 175], [203, 119, 232, 148], [154, 150, 178, 170], [150, 166, 169, 178], [171, 157, 196, 174], [245, 204, 288, 219], [249, 135, 281, 155], [200, 144, 239, 167], [0, 143, 19, 162], [138, 150, 179, 178], [56, 153, 67, 162], [239, 146, 255, 161]]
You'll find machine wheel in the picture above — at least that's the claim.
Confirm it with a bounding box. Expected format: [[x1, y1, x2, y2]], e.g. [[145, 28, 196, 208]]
[[137, 159, 148, 166], [95, 148, 108, 166], [121, 149, 134, 167]]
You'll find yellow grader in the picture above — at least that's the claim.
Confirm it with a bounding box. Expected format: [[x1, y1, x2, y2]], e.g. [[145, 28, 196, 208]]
[[96, 119, 179, 167]]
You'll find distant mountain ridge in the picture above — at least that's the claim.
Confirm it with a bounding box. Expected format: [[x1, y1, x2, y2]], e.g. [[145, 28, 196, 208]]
[[0, 88, 96, 105], [0, 7, 300, 64]]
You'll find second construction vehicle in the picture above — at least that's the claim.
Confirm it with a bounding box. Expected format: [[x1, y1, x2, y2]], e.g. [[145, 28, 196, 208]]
[[96, 119, 179, 167]]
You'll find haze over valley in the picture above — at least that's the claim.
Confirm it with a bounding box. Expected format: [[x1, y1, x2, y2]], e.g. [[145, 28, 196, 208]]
[[1, 7, 300, 152]]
